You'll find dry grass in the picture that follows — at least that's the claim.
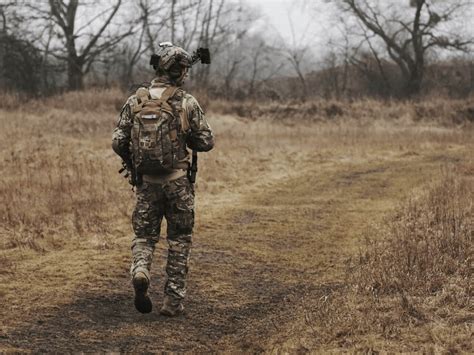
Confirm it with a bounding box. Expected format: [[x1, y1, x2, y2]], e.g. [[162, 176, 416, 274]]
[[0, 88, 473, 352], [3, 88, 473, 126], [357, 170, 472, 297], [0, 87, 124, 112], [207, 95, 474, 126], [298, 170, 473, 352], [0, 142, 126, 251], [0, 89, 129, 252], [0, 87, 472, 267]]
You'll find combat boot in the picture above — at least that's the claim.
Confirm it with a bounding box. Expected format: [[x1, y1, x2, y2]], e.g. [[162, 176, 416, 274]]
[[132, 271, 152, 314], [160, 295, 184, 317]]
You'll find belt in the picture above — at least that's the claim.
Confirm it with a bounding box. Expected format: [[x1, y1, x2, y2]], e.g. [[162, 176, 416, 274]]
[[142, 169, 186, 184]]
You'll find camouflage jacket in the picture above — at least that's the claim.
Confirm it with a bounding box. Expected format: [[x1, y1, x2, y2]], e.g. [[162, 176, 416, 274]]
[[112, 78, 214, 170]]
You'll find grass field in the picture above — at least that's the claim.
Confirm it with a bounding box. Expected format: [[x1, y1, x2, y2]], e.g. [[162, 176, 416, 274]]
[[0, 89, 472, 352]]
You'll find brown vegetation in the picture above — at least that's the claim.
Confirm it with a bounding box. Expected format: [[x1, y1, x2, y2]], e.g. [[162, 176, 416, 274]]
[[358, 171, 472, 297], [294, 171, 472, 352], [0, 89, 472, 352], [0, 89, 124, 253], [208, 94, 474, 125]]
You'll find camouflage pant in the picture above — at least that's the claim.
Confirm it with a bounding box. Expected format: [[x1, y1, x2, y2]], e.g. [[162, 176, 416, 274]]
[[130, 175, 194, 301]]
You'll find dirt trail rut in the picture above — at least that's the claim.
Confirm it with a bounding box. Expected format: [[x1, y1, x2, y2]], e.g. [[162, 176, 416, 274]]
[[0, 149, 464, 352]]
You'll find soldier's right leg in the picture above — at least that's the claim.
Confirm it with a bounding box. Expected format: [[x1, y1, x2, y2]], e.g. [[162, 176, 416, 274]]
[[131, 181, 164, 313]]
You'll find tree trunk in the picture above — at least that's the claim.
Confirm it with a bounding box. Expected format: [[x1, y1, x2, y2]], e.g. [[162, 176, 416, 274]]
[[405, 67, 423, 96], [296, 71, 308, 101], [68, 58, 84, 90]]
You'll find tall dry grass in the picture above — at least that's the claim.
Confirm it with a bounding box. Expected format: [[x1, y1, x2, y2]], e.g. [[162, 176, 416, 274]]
[[356, 170, 472, 298], [0, 87, 124, 113], [207, 95, 474, 126], [302, 169, 473, 351], [0, 142, 129, 251], [0, 89, 131, 252], [3, 88, 473, 126], [0, 88, 472, 254]]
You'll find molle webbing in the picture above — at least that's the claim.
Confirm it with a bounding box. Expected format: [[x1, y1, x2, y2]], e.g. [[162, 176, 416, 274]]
[[134, 85, 190, 133], [131, 84, 192, 175]]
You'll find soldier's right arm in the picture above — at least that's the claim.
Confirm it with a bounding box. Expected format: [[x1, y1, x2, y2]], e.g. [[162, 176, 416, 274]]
[[112, 97, 135, 162]]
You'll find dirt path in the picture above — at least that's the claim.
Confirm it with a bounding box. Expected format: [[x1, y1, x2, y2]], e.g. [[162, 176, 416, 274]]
[[0, 147, 468, 352]]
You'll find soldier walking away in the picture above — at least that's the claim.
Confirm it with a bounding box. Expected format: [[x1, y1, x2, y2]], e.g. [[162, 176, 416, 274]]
[[112, 42, 214, 316]]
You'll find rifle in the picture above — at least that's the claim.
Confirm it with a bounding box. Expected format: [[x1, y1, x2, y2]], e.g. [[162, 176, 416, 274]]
[[119, 159, 142, 187], [187, 150, 198, 184]]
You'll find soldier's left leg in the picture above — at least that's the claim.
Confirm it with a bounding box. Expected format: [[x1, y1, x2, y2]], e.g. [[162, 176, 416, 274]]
[[161, 176, 194, 315]]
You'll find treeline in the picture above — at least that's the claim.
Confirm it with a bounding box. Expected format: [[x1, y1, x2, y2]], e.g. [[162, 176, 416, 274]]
[[0, 0, 473, 100], [284, 57, 474, 100]]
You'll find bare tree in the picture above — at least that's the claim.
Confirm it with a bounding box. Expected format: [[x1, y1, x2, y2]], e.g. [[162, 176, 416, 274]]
[[319, 49, 351, 99], [136, 0, 198, 56], [0, 3, 46, 94], [278, 7, 316, 101], [180, 0, 204, 49], [246, 38, 284, 97], [193, 0, 226, 86], [343, 29, 393, 96], [339, 0, 474, 96], [0, 2, 12, 32], [26, 0, 133, 90], [109, 0, 262, 94], [283, 45, 310, 100], [120, 0, 169, 87]]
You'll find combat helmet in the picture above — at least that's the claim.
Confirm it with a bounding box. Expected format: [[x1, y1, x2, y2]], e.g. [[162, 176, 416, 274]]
[[150, 42, 192, 81], [150, 42, 211, 83]]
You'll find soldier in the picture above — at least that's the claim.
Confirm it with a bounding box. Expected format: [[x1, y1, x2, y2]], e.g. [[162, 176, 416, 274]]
[[112, 43, 214, 316]]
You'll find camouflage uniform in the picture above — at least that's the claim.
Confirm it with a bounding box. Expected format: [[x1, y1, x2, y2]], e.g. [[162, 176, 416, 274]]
[[112, 76, 214, 305]]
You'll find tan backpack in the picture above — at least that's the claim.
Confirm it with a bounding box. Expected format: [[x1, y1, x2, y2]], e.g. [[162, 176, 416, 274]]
[[130, 86, 190, 174]]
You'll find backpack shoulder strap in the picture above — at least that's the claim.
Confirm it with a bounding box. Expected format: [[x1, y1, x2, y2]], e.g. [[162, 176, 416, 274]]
[[162, 87, 190, 133], [158, 86, 179, 105], [179, 93, 191, 133], [145, 86, 179, 114]]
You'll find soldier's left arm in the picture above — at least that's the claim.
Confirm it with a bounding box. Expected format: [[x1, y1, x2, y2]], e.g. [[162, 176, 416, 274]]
[[184, 95, 215, 152]]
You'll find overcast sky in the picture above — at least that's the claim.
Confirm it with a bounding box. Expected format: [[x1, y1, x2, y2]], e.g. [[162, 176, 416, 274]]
[[246, 0, 473, 63], [246, 0, 331, 44], [247, 0, 474, 39], [243, 0, 342, 66]]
